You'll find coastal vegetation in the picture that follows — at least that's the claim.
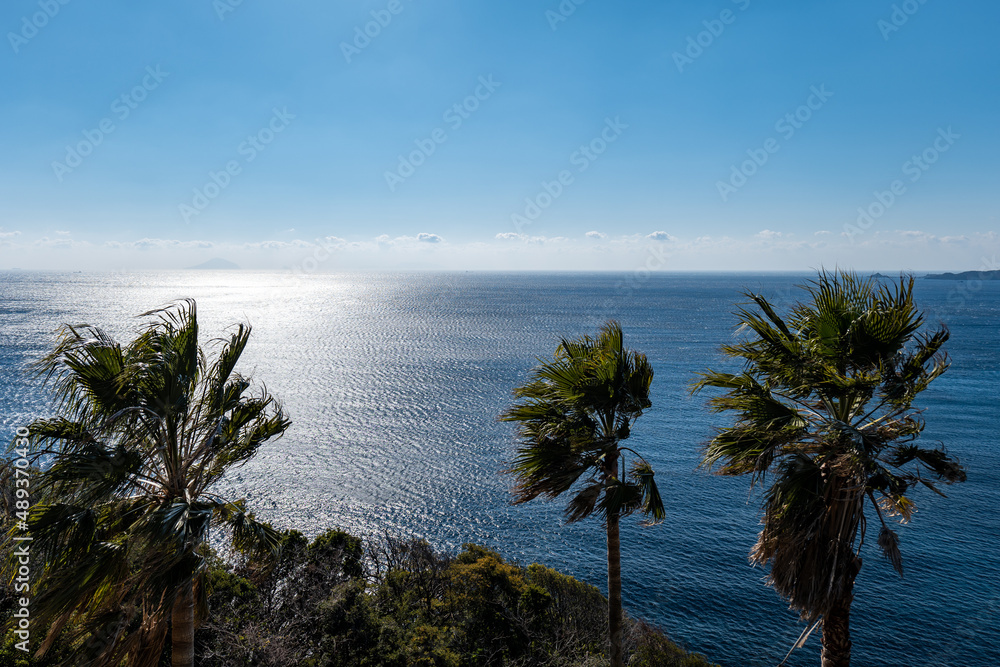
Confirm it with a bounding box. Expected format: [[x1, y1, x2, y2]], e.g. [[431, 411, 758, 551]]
[[1, 271, 965, 666], [1, 302, 705, 666], [693, 272, 966, 666], [0, 521, 716, 666], [3, 300, 289, 666]]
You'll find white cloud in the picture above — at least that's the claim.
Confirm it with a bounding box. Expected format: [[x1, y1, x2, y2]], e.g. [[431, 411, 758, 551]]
[[585, 231, 607, 239], [134, 238, 167, 250], [125, 238, 214, 250], [243, 240, 315, 250], [646, 231, 676, 242], [55, 230, 71, 236], [33, 236, 82, 249], [375, 233, 447, 246], [521, 236, 568, 245], [493, 233, 567, 245], [6, 229, 1000, 273]]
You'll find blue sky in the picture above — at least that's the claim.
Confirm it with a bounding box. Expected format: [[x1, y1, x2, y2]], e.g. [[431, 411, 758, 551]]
[[1, 0, 997, 271]]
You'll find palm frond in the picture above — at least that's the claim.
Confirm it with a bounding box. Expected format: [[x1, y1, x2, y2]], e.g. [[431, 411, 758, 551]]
[[502, 320, 664, 529], [695, 270, 965, 621], [629, 460, 665, 524], [7, 299, 290, 664], [226, 504, 282, 558], [877, 525, 904, 576]]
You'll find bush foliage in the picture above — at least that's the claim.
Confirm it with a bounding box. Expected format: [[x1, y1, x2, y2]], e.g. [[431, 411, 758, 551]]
[[2, 522, 717, 666]]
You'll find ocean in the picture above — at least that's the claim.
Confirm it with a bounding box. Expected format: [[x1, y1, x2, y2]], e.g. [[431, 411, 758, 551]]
[[1, 270, 997, 667]]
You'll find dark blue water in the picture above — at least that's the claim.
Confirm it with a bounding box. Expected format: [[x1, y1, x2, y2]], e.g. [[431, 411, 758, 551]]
[[1, 271, 997, 667]]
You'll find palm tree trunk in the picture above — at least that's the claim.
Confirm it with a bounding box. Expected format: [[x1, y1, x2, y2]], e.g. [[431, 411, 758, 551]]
[[171, 580, 195, 667], [607, 507, 624, 667], [821, 556, 861, 667]]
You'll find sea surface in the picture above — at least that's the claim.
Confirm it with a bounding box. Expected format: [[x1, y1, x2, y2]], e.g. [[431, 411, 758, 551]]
[[1, 271, 997, 667]]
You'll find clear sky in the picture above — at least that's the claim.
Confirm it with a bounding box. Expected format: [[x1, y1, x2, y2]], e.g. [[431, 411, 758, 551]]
[[1, 0, 997, 272]]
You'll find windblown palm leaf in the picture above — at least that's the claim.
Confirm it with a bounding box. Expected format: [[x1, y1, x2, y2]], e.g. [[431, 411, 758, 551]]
[[4, 299, 289, 667], [501, 321, 663, 667], [693, 271, 965, 667]]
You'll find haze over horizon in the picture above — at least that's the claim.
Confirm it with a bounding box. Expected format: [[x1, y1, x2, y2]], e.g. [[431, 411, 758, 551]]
[[1, 1, 996, 272]]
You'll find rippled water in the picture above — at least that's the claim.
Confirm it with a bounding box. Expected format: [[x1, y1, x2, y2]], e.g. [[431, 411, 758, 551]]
[[1, 271, 997, 667]]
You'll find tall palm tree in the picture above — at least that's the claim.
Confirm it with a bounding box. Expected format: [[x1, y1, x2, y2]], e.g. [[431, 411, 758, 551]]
[[501, 320, 664, 667], [692, 272, 966, 667], [8, 299, 289, 667]]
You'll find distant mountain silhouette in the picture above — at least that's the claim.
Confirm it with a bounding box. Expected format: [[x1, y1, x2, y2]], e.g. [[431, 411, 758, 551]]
[[188, 258, 240, 270], [924, 270, 1000, 281]]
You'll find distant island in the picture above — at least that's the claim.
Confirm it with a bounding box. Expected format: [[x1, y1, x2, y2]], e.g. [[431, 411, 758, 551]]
[[924, 270, 1000, 281], [188, 257, 240, 270]]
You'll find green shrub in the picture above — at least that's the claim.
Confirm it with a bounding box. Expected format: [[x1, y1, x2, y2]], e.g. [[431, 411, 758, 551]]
[[0, 516, 718, 667]]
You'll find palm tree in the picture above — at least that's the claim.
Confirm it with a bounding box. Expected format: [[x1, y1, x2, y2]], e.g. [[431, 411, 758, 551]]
[[8, 299, 289, 667], [692, 271, 966, 667], [501, 320, 664, 667]]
